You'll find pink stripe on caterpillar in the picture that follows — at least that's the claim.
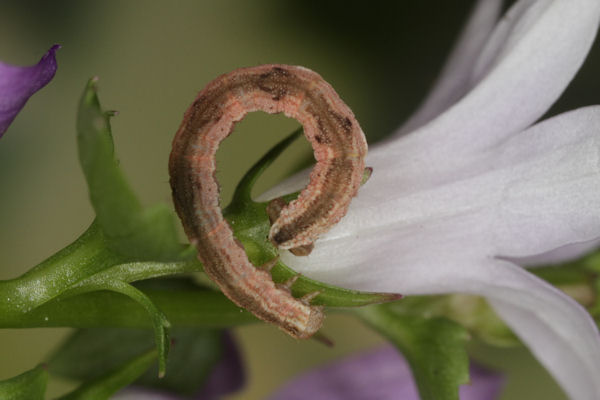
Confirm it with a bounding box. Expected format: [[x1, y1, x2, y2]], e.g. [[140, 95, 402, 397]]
[[169, 64, 367, 338]]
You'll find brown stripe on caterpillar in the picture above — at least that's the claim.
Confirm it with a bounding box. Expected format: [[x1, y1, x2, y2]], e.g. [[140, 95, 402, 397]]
[[168, 64, 367, 339]]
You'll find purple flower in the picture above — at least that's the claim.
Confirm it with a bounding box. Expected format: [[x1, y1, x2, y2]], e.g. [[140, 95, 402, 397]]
[[0, 44, 60, 137], [268, 346, 504, 400]]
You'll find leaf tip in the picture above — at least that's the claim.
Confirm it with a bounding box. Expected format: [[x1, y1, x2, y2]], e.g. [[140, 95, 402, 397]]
[[382, 293, 403, 302]]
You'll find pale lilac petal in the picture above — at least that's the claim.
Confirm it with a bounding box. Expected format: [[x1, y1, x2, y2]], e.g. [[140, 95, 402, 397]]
[[261, 0, 600, 202], [397, 0, 503, 135], [513, 239, 600, 267], [260, 2, 600, 398], [285, 255, 600, 398], [281, 232, 600, 398], [0, 44, 60, 137], [476, 106, 600, 258], [467, 0, 548, 89], [485, 262, 600, 400], [414, 259, 600, 400], [385, 0, 600, 168], [279, 107, 600, 399], [268, 346, 503, 400], [281, 107, 600, 283]]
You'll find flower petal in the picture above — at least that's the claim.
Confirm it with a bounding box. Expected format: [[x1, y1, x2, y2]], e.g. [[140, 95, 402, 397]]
[[485, 262, 600, 400], [287, 254, 600, 398], [261, 3, 600, 398], [0, 44, 60, 137], [268, 346, 503, 400], [400, 258, 600, 400], [280, 106, 600, 281], [388, 0, 600, 161], [474, 105, 600, 258], [397, 0, 503, 135], [280, 107, 600, 399], [513, 239, 600, 267], [261, 0, 600, 200]]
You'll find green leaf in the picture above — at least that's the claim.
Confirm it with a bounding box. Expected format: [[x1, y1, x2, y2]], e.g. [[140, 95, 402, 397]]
[[136, 328, 224, 396], [356, 305, 470, 400], [76, 78, 189, 261], [0, 287, 255, 329], [59, 279, 171, 377], [224, 129, 401, 308], [49, 328, 155, 380], [50, 327, 225, 396], [57, 348, 157, 400], [0, 364, 47, 400]]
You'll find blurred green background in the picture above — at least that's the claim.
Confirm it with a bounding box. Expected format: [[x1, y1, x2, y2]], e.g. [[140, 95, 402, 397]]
[[1, 1, 598, 399]]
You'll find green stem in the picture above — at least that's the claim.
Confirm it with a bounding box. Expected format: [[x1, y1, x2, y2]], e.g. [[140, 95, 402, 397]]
[[0, 222, 123, 316], [229, 127, 303, 206], [0, 289, 256, 329]]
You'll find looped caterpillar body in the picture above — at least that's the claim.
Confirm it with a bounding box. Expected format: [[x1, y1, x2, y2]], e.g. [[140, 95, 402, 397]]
[[169, 64, 367, 338]]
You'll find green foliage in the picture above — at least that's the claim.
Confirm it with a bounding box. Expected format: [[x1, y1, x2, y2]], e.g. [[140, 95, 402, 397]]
[[137, 328, 224, 396], [0, 77, 478, 398], [6, 76, 599, 399], [387, 295, 518, 347], [0, 79, 201, 380], [57, 349, 157, 400], [533, 253, 600, 317], [0, 365, 47, 400], [1, 285, 255, 329], [50, 328, 157, 380], [0, 67, 599, 400], [76, 77, 192, 262], [50, 326, 225, 397], [356, 305, 470, 400]]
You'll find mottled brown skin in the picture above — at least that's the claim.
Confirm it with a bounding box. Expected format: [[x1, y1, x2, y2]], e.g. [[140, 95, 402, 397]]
[[266, 197, 314, 256], [169, 64, 367, 339]]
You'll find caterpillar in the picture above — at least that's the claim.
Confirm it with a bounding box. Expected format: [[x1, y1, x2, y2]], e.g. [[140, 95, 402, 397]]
[[169, 64, 367, 338]]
